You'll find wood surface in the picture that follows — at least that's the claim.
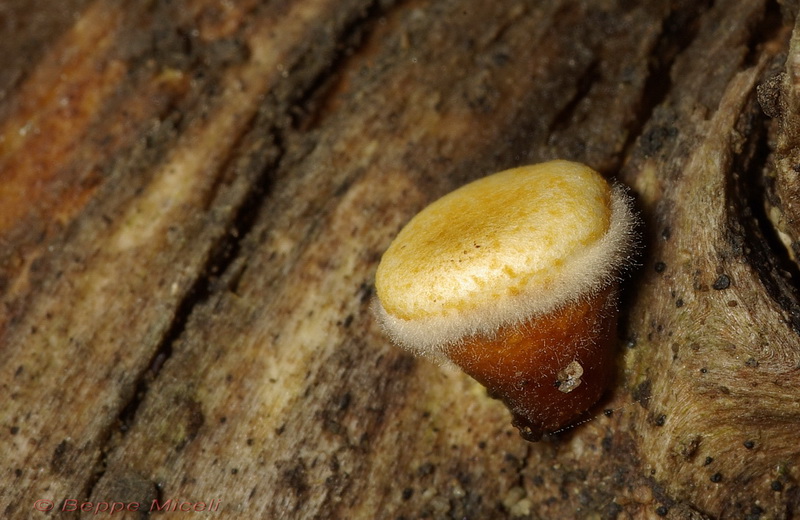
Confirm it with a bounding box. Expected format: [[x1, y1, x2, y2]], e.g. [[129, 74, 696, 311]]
[[1, 1, 799, 518]]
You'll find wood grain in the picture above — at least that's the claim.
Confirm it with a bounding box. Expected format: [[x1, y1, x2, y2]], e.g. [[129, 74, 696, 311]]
[[1, 1, 799, 518]]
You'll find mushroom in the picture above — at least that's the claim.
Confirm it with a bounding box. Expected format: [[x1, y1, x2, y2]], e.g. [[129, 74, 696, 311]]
[[374, 160, 637, 441]]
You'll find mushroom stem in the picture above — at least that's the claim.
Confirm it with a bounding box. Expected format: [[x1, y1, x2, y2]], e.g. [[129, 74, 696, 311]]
[[446, 285, 618, 441]]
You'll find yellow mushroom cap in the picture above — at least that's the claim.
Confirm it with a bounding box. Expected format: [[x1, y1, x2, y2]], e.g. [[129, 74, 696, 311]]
[[374, 160, 635, 356]]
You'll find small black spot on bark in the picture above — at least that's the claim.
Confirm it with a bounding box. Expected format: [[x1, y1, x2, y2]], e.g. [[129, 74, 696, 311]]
[[743, 440, 755, 449], [710, 472, 722, 483], [282, 460, 309, 497], [633, 380, 652, 408], [654, 261, 666, 273], [51, 439, 70, 472], [712, 274, 731, 290], [642, 125, 677, 155], [417, 462, 435, 477], [656, 505, 669, 516], [605, 501, 623, 517], [337, 392, 352, 411], [342, 314, 354, 328], [492, 52, 510, 66], [334, 178, 353, 198], [402, 488, 414, 501], [747, 505, 764, 519], [175, 399, 205, 451], [9, 426, 19, 435], [771, 480, 783, 491], [704, 457, 714, 465], [680, 435, 702, 460]]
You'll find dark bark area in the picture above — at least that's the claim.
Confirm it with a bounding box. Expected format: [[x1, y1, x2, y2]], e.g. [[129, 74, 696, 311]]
[[1, 1, 799, 519]]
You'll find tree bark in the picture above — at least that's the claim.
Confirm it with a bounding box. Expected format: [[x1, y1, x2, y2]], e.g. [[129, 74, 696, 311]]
[[1, 1, 799, 518]]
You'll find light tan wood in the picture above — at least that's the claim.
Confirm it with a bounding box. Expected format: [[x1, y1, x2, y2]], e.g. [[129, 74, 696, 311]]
[[1, 0, 798, 518]]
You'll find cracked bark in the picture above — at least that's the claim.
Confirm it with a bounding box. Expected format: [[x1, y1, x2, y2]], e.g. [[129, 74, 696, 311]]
[[1, 1, 799, 519]]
